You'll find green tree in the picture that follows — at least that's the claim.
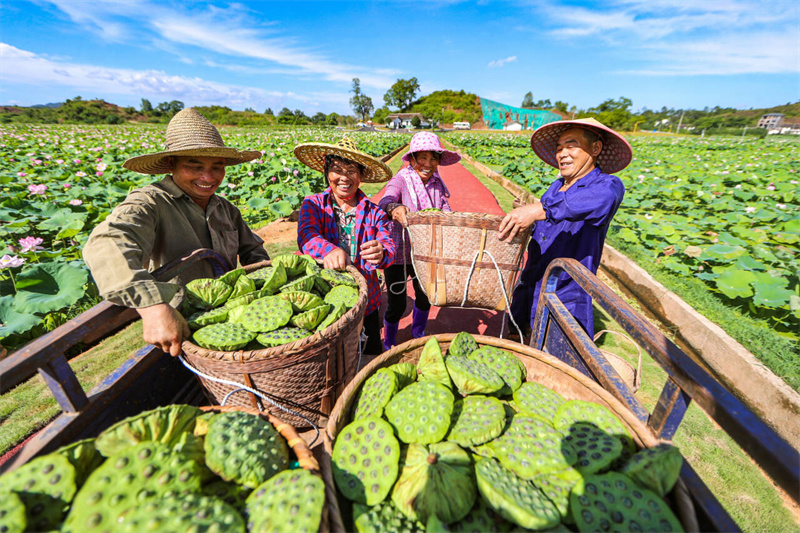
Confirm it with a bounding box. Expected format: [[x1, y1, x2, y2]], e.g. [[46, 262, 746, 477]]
[[522, 92, 534, 108], [411, 115, 421, 128], [311, 112, 327, 124], [553, 100, 569, 113], [168, 100, 184, 115], [372, 106, 390, 125], [140, 98, 153, 114], [349, 78, 374, 120], [264, 108, 274, 116], [326, 112, 340, 126], [277, 107, 295, 124], [533, 99, 552, 108], [384, 77, 420, 112]]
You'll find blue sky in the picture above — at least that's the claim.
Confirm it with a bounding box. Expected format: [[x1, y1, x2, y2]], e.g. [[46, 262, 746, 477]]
[[1, 1, 798, 115]]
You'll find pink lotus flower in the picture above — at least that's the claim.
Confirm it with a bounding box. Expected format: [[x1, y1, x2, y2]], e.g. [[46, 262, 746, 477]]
[[270, 176, 277, 182], [247, 171, 254, 177], [69, 199, 83, 206], [64, 183, 72, 189], [0, 255, 25, 268], [17, 172, 27, 177], [73, 159, 81, 164], [293, 169, 299, 176], [96, 172, 103, 177], [56, 159, 65, 164], [19, 236, 44, 252], [76, 171, 87, 177], [97, 162, 108, 171], [28, 184, 47, 195], [227, 183, 237, 189]]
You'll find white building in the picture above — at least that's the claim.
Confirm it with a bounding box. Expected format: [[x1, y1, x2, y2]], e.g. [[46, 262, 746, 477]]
[[503, 120, 523, 131]]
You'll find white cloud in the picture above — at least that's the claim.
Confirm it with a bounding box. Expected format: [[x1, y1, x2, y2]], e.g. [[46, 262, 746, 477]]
[[488, 56, 518, 68]]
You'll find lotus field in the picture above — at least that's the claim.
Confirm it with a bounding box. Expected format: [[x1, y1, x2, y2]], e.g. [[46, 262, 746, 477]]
[[0, 124, 410, 349], [447, 133, 800, 345]]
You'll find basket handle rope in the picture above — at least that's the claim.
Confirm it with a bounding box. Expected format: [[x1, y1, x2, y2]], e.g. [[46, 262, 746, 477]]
[[461, 249, 525, 341], [387, 229, 418, 296], [177, 355, 320, 446]]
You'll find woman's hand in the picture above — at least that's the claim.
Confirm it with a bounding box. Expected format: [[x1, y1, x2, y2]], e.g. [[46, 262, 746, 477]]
[[360, 240, 384, 265], [137, 303, 190, 357], [391, 205, 409, 227], [323, 248, 351, 270]]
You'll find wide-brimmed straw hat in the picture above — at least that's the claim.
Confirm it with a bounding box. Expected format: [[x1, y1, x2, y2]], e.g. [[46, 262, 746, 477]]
[[530, 117, 632, 175], [293, 137, 392, 183], [123, 108, 262, 175], [401, 131, 461, 166]]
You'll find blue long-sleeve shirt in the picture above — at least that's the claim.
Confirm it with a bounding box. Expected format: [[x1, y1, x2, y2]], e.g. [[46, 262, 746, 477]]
[[510, 168, 625, 337]]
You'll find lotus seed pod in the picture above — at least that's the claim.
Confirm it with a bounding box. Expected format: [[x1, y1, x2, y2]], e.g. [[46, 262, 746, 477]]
[[445, 355, 505, 396], [313, 274, 332, 295], [0, 492, 26, 533], [271, 253, 307, 278], [280, 273, 317, 293], [0, 454, 76, 531], [391, 442, 476, 524], [291, 303, 331, 330], [116, 492, 244, 533], [54, 438, 104, 488], [513, 382, 565, 423], [204, 411, 289, 489], [185, 278, 233, 310], [489, 416, 577, 478], [324, 284, 360, 309], [448, 495, 513, 533], [570, 472, 684, 532], [353, 368, 400, 420], [277, 290, 325, 313], [94, 404, 202, 458], [448, 332, 479, 358], [192, 322, 257, 351], [426, 513, 449, 533], [227, 304, 248, 324], [332, 417, 401, 505], [201, 479, 252, 512], [193, 412, 215, 437], [468, 347, 524, 394], [385, 380, 455, 444], [223, 290, 263, 310], [562, 422, 623, 475], [315, 303, 346, 333], [228, 273, 256, 300], [62, 441, 201, 533], [417, 337, 452, 389], [353, 500, 425, 533], [532, 467, 582, 522], [320, 268, 358, 288], [239, 297, 293, 333], [188, 307, 230, 330], [256, 327, 312, 347], [446, 395, 506, 447], [389, 362, 418, 389], [554, 400, 636, 453], [245, 469, 325, 533], [475, 457, 561, 530], [248, 264, 288, 292], [218, 267, 245, 286], [620, 443, 683, 497]]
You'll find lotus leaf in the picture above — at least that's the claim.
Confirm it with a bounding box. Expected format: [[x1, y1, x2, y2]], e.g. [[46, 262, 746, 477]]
[[12, 262, 90, 315], [185, 278, 233, 310]]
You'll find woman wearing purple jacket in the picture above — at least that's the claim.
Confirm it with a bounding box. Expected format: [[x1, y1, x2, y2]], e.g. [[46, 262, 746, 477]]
[[378, 132, 461, 350]]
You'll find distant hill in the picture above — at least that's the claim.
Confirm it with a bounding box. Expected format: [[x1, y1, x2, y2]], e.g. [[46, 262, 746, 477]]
[[30, 102, 63, 109], [409, 90, 484, 127]]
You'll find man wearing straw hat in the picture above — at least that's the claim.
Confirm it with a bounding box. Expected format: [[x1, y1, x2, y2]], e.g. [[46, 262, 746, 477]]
[[83, 108, 270, 356], [498, 118, 631, 338], [294, 138, 395, 355]]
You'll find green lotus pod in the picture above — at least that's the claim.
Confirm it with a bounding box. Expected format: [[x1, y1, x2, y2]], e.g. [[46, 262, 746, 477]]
[[389, 362, 418, 389], [475, 457, 561, 530], [353, 368, 400, 420], [62, 441, 202, 533], [313, 274, 332, 295], [448, 495, 513, 533], [94, 404, 202, 458], [117, 492, 245, 533], [201, 479, 252, 512], [320, 268, 358, 288], [446, 395, 506, 447], [54, 438, 104, 487], [489, 416, 577, 478], [467, 346, 524, 395], [248, 264, 288, 292], [571, 472, 684, 532], [239, 297, 293, 333], [204, 411, 289, 489], [227, 304, 248, 324], [192, 322, 257, 351], [246, 469, 325, 533], [513, 382, 565, 423], [228, 273, 256, 300], [445, 355, 505, 396], [620, 443, 683, 497], [324, 284, 360, 309], [391, 442, 476, 524], [0, 454, 76, 531], [185, 278, 233, 310], [332, 417, 401, 505], [291, 303, 331, 330], [188, 307, 229, 330], [385, 380, 455, 444], [277, 290, 325, 312], [554, 400, 636, 453], [272, 253, 308, 278], [417, 337, 452, 389], [280, 273, 317, 293], [218, 267, 245, 286], [353, 500, 425, 533], [0, 492, 26, 533], [224, 286, 269, 310], [256, 326, 312, 347], [562, 422, 623, 475], [448, 331, 479, 358], [316, 303, 346, 333], [426, 513, 448, 533], [532, 467, 582, 522], [299, 254, 321, 273]]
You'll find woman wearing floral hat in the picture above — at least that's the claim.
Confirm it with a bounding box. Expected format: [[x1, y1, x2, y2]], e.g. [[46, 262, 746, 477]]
[[378, 132, 461, 350]]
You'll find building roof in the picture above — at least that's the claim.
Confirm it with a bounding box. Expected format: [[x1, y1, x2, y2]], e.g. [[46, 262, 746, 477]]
[[387, 113, 424, 119]]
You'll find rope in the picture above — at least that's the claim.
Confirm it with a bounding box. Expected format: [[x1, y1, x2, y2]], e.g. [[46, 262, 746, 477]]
[[460, 249, 524, 341], [178, 355, 320, 447], [388, 229, 417, 296]]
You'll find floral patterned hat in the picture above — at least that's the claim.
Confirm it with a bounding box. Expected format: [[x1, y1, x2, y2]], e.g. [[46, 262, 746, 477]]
[[530, 117, 632, 174], [402, 132, 461, 166]]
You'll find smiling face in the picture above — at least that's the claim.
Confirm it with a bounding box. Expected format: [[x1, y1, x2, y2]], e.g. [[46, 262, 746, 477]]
[[326, 156, 363, 207], [170, 156, 226, 209], [555, 128, 602, 181], [410, 151, 441, 183]]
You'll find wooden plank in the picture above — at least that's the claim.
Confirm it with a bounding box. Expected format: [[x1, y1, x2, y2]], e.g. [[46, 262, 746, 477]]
[[38, 355, 88, 413]]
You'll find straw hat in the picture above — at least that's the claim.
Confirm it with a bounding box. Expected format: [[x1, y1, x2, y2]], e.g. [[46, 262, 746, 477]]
[[402, 131, 461, 166], [293, 137, 392, 183], [530, 117, 633, 174], [123, 108, 262, 175]]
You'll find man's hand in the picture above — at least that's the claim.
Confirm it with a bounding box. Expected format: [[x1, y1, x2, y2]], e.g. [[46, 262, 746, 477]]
[[137, 303, 190, 357], [360, 240, 384, 265], [497, 202, 545, 242], [391, 205, 409, 227], [323, 248, 351, 270]]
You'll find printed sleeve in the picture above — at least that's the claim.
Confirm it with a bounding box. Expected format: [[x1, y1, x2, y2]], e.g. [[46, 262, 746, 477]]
[[297, 196, 338, 260]]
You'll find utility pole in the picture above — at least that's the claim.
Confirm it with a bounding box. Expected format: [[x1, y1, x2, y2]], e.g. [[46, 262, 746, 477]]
[[740, 126, 748, 142], [677, 111, 685, 133]]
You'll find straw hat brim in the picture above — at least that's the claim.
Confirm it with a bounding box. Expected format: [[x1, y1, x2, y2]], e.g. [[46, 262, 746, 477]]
[[530, 118, 633, 175], [123, 147, 261, 175], [402, 150, 461, 166], [293, 143, 391, 183]]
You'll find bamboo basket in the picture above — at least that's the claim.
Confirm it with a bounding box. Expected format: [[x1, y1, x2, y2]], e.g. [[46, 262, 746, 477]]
[[321, 334, 698, 533], [182, 261, 368, 429], [405, 211, 527, 311]]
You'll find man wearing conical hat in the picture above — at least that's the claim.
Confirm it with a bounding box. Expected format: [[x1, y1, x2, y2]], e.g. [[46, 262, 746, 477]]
[[498, 118, 631, 338], [83, 108, 270, 356]]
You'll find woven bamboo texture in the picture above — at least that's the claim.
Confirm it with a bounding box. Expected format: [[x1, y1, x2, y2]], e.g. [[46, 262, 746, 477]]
[[182, 262, 367, 429], [321, 334, 697, 532], [405, 211, 527, 311]]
